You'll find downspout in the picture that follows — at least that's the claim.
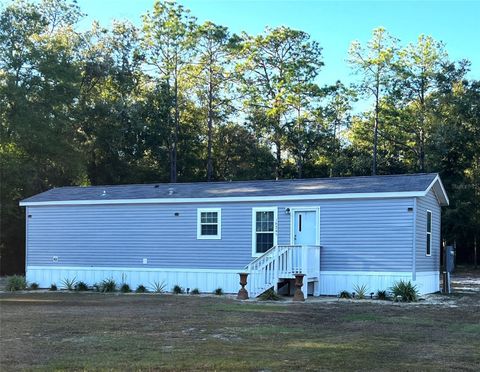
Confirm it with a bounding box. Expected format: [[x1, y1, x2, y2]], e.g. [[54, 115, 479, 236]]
[[412, 198, 417, 281]]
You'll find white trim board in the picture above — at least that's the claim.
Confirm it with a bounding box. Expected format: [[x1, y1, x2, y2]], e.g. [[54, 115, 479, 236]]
[[412, 198, 417, 281], [20, 191, 430, 206], [25, 207, 29, 276], [320, 271, 414, 276], [27, 266, 240, 273], [425, 175, 449, 206]]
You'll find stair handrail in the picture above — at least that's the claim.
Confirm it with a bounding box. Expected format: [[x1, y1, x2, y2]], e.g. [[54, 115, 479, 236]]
[[245, 244, 279, 270]]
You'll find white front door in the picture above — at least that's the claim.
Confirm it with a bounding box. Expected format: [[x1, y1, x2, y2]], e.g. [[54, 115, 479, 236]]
[[293, 210, 317, 245]]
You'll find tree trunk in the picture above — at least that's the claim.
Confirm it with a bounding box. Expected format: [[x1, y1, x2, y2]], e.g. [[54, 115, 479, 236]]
[[373, 88, 379, 176], [475, 235, 478, 270], [296, 107, 302, 179], [419, 131, 425, 172], [419, 75, 426, 172], [171, 73, 179, 183], [297, 157, 303, 179], [207, 65, 214, 181], [275, 138, 282, 180], [330, 117, 338, 178], [419, 83, 426, 172]]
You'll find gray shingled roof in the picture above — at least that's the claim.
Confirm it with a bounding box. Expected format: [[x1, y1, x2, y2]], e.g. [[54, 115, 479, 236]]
[[20, 173, 441, 203]]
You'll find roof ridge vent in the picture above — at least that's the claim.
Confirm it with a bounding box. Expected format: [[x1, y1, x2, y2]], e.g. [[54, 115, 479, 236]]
[[168, 187, 175, 196]]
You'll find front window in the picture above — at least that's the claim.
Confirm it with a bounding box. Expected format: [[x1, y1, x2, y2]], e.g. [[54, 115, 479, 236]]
[[426, 210, 432, 256], [197, 208, 221, 239], [252, 208, 277, 256]]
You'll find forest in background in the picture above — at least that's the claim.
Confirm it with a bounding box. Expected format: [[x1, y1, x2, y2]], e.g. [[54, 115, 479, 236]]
[[1, 0, 478, 274]]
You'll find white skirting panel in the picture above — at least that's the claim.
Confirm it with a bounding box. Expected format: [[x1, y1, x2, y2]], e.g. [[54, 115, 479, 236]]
[[415, 271, 440, 294], [319, 271, 440, 295], [27, 266, 440, 296], [26, 266, 241, 294]]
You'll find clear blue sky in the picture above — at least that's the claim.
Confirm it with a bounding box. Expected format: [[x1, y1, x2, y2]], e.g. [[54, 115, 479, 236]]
[[76, 0, 479, 86]]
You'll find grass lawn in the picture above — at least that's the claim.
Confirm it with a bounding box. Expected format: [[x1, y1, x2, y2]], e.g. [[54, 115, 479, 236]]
[[1, 280, 479, 371]]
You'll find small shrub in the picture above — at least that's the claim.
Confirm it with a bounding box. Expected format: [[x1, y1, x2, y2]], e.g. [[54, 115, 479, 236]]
[[353, 284, 368, 300], [61, 277, 77, 290], [92, 283, 101, 292], [391, 280, 418, 302], [376, 290, 389, 301], [100, 278, 117, 293], [75, 281, 89, 291], [151, 280, 166, 293], [29, 282, 39, 290], [6, 275, 27, 291], [190, 288, 200, 295], [120, 283, 131, 293], [259, 288, 282, 301], [338, 290, 352, 299], [172, 285, 184, 294], [136, 284, 148, 293], [50, 283, 58, 291], [214, 287, 224, 296]]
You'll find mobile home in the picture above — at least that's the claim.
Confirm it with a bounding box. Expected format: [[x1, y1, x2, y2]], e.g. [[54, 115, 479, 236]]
[[20, 173, 448, 296]]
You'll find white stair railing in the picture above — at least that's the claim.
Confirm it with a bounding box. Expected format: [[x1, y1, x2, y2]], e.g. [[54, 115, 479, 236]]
[[246, 245, 321, 297]]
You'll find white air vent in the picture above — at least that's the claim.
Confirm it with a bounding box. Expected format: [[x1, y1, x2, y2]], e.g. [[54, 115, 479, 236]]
[[52, 256, 59, 262], [142, 258, 148, 264]]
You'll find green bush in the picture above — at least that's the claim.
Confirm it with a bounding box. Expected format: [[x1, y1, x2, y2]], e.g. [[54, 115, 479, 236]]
[[190, 288, 200, 295], [172, 285, 184, 294], [136, 284, 148, 293], [151, 280, 166, 293], [376, 290, 389, 301], [61, 277, 77, 290], [6, 276, 27, 291], [390, 280, 419, 302], [259, 288, 282, 301], [339, 290, 352, 299], [120, 283, 132, 293], [75, 281, 89, 291], [50, 283, 58, 291], [100, 278, 117, 293], [29, 282, 39, 290], [353, 284, 368, 299], [214, 287, 224, 296]]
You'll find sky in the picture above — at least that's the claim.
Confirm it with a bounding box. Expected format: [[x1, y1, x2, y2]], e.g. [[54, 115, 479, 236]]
[[75, 0, 479, 88]]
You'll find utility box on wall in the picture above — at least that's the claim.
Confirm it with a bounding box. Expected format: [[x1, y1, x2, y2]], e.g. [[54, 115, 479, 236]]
[[445, 245, 455, 273]]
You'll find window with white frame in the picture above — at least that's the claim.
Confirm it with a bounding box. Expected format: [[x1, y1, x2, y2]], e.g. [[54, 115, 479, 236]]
[[426, 210, 432, 256], [252, 207, 277, 255], [197, 208, 221, 239]]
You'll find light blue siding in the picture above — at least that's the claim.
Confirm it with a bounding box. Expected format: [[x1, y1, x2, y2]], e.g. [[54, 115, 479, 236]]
[[27, 197, 415, 272], [416, 190, 441, 271], [318, 199, 414, 271]]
